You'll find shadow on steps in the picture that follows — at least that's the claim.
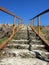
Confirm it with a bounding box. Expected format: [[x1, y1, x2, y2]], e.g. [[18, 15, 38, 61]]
[[34, 51, 49, 62]]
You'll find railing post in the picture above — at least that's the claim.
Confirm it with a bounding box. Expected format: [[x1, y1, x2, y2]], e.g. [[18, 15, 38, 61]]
[[33, 19, 34, 27], [38, 16, 40, 36], [14, 16, 16, 25], [29, 21, 31, 26], [30, 20, 32, 26], [13, 16, 16, 34], [18, 19, 20, 29]]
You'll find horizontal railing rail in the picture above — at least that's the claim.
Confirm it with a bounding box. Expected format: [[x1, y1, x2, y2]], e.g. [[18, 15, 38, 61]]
[[30, 9, 49, 19]]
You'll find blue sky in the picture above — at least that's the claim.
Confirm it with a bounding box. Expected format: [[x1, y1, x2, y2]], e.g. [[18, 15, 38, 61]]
[[0, 0, 49, 25]]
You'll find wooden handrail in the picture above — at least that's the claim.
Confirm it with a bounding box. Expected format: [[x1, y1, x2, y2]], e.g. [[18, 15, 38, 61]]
[[0, 7, 16, 17], [30, 26, 49, 46], [30, 9, 49, 20], [0, 7, 21, 19], [0, 25, 21, 49], [0, 7, 22, 25]]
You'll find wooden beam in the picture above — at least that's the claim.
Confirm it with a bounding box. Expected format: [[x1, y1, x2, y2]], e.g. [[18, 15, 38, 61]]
[[38, 16, 40, 36], [30, 25, 49, 46]]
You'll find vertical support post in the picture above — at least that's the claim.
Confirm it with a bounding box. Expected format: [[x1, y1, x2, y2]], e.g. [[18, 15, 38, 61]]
[[31, 20, 33, 26], [30, 20, 32, 26], [18, 19, 20, 29], [33, 19, 34, 26], [12, 16, 16, 34], [29, 21, 31, 26], [14, 16, 16, 25], [38, 16, 40, 36]]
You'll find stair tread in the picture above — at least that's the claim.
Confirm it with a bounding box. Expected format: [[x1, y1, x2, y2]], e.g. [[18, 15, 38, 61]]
[[12, 39, 29, 41], [33, 50, 49, 54]]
